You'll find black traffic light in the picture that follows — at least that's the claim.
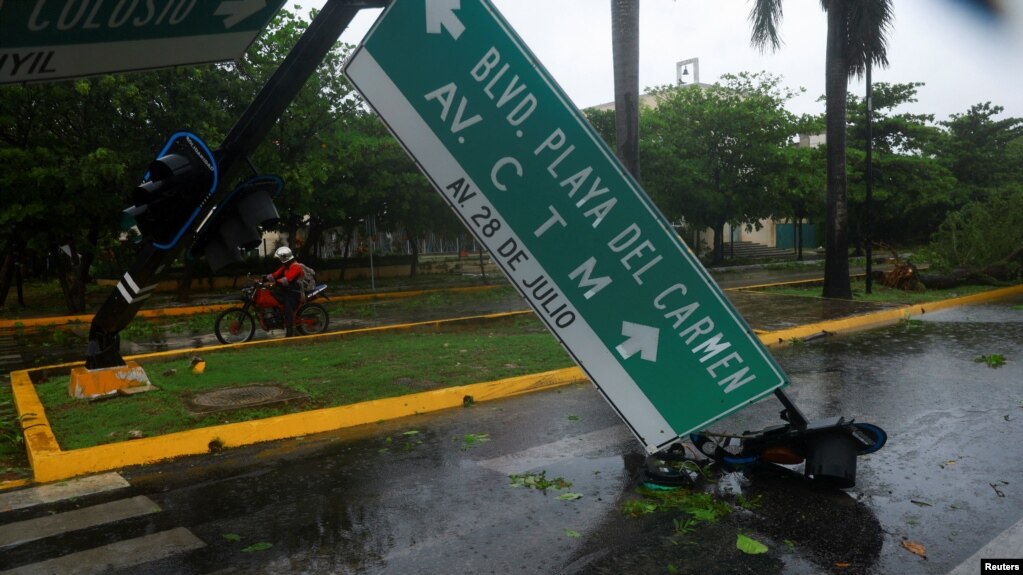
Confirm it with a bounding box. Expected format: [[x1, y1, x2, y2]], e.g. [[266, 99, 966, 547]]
[[189, 175, 282, 271], [123, 131, 218, 250]]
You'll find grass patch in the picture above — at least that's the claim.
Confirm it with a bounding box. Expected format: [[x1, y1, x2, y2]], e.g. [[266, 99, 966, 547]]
[[35, 315, 571, 450], [326, 285, 519, 319], [0, 384, 30, 481], [753, 279, 998, 305]]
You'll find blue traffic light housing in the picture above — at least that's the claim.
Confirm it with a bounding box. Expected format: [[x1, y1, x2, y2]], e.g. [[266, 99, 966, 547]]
[[123, 131, 218, 250]]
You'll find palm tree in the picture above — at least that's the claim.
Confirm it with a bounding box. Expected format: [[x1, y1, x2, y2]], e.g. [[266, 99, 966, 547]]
[[611, 0, 640, 180], [749, 0, 893, 298]]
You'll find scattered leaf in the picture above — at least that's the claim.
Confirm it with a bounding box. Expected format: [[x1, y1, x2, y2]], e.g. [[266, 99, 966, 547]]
[[242, 542, 273, 552], [222, 533, 242, 542], [736, 534, 769, 555], [900, 538, 927, 559], [975, 354, 1006, 368], [564, 529, 580, 538], [688, 507, 721, 522], [783, 539, 796, 552], [567, 415, 580, 421], [737, 494, 763, 510], [402, 430, 420, 436], [556, 492, 583, 501], [673, 517, 697, 535], [834, 562, 851, 569], [509, 471, 572, 492], [667, 564, 679, 574], [461, 433, 490, 448], [621, 500, 658, 516]]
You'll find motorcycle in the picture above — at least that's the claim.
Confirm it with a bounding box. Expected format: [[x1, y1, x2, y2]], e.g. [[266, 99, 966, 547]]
[[214, 275, 330, 344]]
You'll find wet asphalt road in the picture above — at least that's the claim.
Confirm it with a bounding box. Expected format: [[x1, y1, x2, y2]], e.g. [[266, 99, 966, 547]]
[[4, 296, 1022, 574]]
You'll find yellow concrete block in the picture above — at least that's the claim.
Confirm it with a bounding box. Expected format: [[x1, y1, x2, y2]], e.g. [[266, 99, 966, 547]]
[[68, 361, 152, 399]]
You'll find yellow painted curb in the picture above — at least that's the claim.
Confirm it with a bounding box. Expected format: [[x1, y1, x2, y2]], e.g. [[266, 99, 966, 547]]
[[727, 277, 827, 292], [14, 365, 586, 484], [759, 284, 1023, 346], [0, 478, 30, 492]]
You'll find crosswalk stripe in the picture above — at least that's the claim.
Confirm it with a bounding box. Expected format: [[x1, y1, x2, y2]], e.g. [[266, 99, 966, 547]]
[[947, 517, 1023, 575], [0, 496, 161, 549], [478, 425, 632, 475], [0, 527, 205, 575], [0, 473, 129, 513]]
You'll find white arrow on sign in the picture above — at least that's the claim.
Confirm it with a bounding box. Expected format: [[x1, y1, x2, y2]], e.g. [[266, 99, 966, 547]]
[[216, 0, 266, 29], [426, 0, 465, 40], [615, 321, 660, 363]]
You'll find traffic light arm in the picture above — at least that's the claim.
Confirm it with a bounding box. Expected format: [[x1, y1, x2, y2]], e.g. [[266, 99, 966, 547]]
[[85, 0, 383, 369]]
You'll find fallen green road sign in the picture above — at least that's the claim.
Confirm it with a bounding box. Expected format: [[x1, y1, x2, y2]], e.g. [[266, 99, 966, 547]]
[[0, 0, 287, 84], [344, 0, 789, 453]]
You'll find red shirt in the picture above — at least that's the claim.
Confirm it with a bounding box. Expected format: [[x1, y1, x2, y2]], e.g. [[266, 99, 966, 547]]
[[271, 261, 304, 288]]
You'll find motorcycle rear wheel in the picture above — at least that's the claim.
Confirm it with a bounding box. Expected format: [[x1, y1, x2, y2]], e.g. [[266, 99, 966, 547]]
[[296, 303, 329, 336], [214, 307, 256, 344]]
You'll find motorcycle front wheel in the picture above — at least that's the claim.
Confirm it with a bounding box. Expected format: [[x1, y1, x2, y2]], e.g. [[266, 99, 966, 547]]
[[296, 303, 329, 336], [214, 307, 257, 344]]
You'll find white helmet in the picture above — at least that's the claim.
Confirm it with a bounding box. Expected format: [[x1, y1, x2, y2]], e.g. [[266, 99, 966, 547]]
[[274, 246, 294, 263]]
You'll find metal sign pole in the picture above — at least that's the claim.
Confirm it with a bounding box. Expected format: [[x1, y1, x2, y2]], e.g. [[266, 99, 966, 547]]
[[86, 0, 385, 368]]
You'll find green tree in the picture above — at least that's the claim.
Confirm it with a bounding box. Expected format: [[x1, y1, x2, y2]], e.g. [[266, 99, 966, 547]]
[[583, 107, 617, 150], [0, 66, 236, 311], [925, 102, 1023, 282], [773, 141, 826, 260], [845, 82, 956, 247], [641, 72, 799, 264], [930, 102, 1023, 201], [232, 7, 362, 262], [319, 112, 458, 275], [929, 188, 1023, 281], [750, 0, 894, 298]]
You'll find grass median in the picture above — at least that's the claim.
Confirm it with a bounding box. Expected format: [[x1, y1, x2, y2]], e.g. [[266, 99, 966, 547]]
[[36, 314, 572, 451]]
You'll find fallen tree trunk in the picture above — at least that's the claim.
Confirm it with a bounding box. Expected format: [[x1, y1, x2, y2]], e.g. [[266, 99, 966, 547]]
[[919, 267, 1018, 289]]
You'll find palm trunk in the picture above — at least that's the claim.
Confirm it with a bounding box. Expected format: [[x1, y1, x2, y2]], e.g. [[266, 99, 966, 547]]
[[611, 0, 640, 180], [822, 0, 852, 299], [712, 221, 726, 265], [409, 235, 420, 277], [177, 259, 195, 302], [0, 248, 15, 309]]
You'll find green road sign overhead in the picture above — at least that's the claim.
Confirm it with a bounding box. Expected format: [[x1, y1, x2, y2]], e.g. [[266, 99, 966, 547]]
[[0, 0, 287, 84], [344, 0, 789, 453]]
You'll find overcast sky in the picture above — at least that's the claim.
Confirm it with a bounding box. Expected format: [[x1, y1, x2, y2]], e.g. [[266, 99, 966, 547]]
[[288, 0, 1023, 123]]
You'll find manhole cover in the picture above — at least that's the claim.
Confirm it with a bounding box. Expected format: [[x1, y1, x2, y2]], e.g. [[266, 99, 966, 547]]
[[186, 385, 306, 415]]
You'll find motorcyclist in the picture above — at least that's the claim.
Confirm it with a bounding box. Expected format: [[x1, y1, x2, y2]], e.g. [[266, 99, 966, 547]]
[[266, 246, 305, 337]]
